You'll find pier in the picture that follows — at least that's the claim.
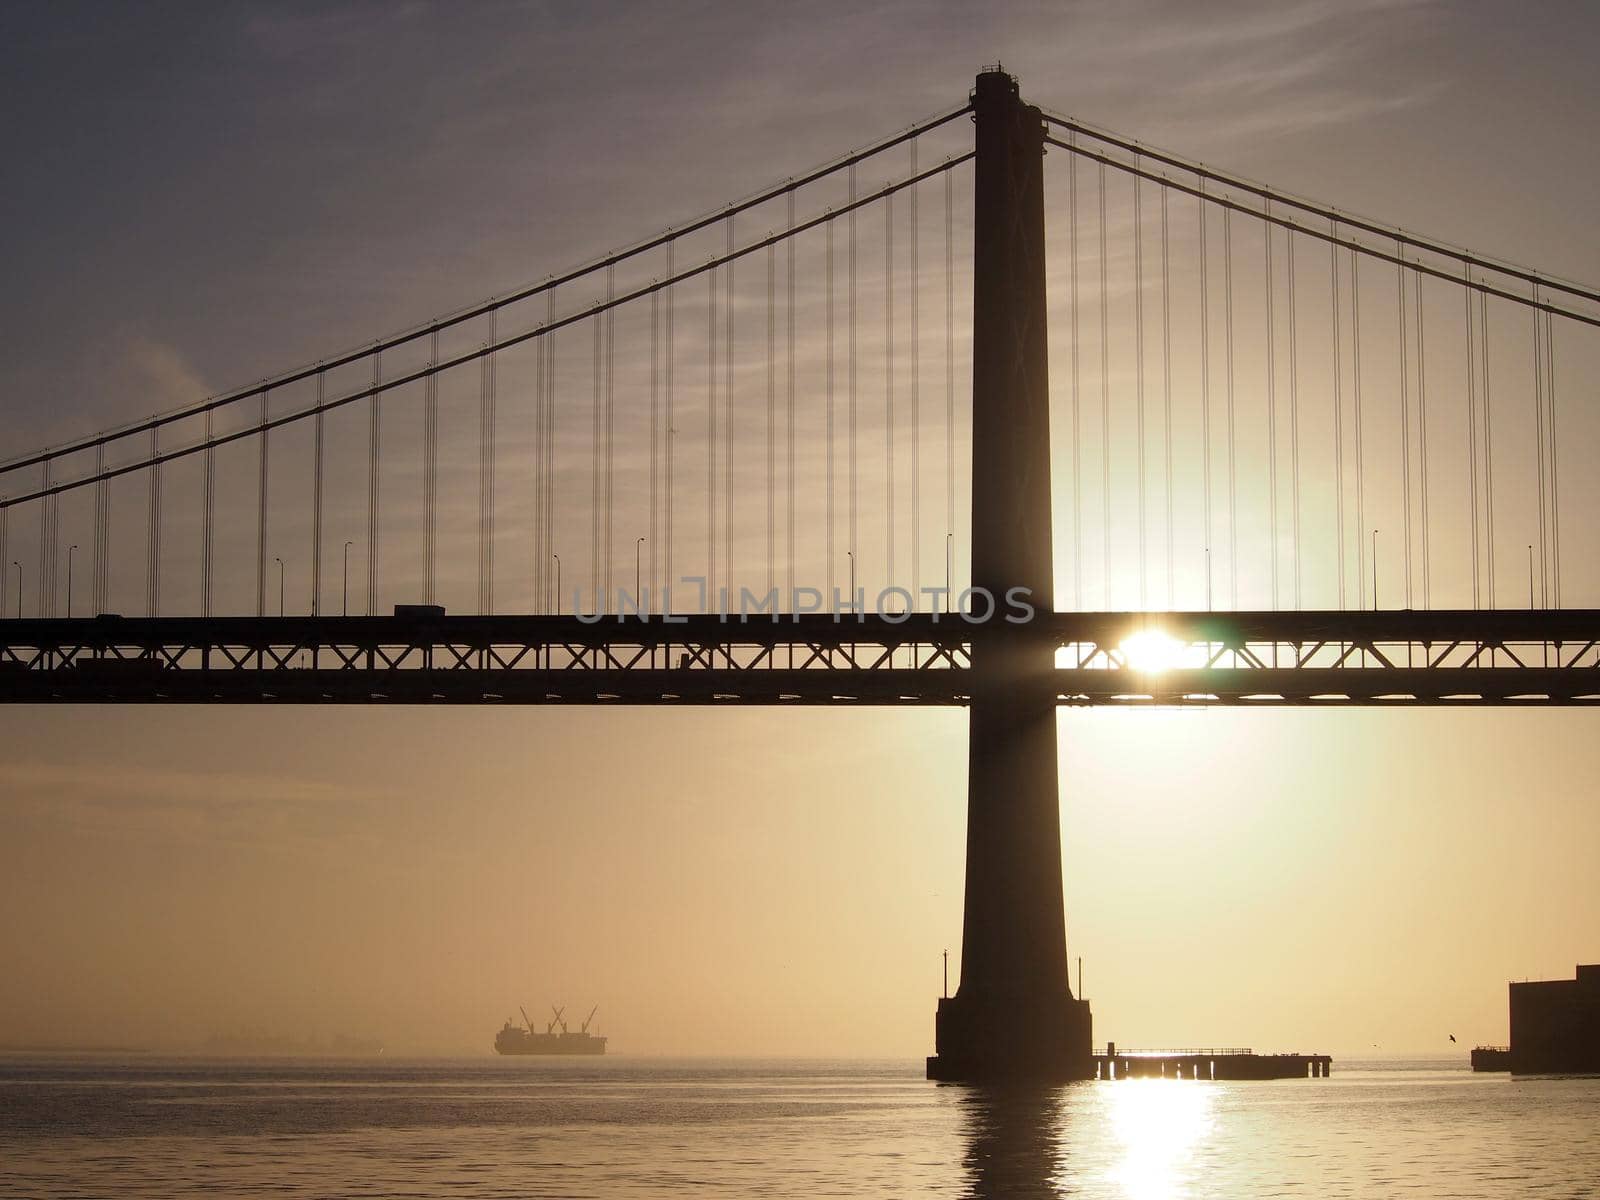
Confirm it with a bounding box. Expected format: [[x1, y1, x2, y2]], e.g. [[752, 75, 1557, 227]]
[[1093, 1047, 1332, 1080]]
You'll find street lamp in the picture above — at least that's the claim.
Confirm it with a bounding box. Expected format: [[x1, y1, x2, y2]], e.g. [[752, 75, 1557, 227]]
[[66, 544, 78, 618], [552, 554, 562, 615], [274, 557, 285, 617], [342, 541, 353, 616], [846, 550, 857, 613]]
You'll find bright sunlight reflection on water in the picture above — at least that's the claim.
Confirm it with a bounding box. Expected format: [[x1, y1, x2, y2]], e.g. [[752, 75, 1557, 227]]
[[1106, 1079, 1216, 1198]]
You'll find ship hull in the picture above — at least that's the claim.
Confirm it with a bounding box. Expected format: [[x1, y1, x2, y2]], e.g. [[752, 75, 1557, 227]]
[[494, 1041, 606, 1056], [493, 1031, 607, 1056]]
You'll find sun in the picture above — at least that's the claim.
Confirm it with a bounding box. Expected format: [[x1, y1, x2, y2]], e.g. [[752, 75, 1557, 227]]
[[1119, 629, 1187, 674]]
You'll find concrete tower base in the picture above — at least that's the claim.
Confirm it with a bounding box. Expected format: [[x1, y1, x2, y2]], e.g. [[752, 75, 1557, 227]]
[[927, 993, 1093, 1082]]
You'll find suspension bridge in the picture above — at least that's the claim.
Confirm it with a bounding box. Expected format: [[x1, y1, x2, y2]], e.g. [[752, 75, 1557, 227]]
[[4, 70, 1598, 1080]]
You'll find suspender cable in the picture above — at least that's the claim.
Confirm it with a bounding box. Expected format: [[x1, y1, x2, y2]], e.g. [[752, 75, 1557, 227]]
[[707, 266, 717, 605], [1265, 214, 1278, 610], [1332, 228, 1346, 608], [1465, 270, 1480, 608], [1134, 169, 1146, 609], [487, 311, 497, 613], [49, 495, 59, 615], [1416, 270, 1430, 608], [43, 467, 56, 616], [149, 430, 160, 617], [367, 350, 381, 616], [255, 392, 268, 617], [1224, 212, 1245, 606], [827, 218, 836, 603], [1287, 230, 1301, 610], [1200, 187, 1212, 608], [723, 221, 733, 603], [944, 168, 954, 611], [767, 237, 776, 598], [1546, 313, 1560, 605], [312, 371, 325, 615], [545, 293, 556, 611], [1532, 300, 1547, 607], [1161, 185, 1173, 609], [886, 193, 896, 597], [533, 308, 546, 610], [643, 288, 656, 614], [909, 141, 920, 608], [1352, 251, 1366, 607], [1481, 290, 1495, 606], [1397, 251, 1412, 609], [424, 330, 438, 606], [1069, 150, 1082, 610], [95, 443, 110, 615], [849, 167, 858, 597], [665, 257, 675, 613], [592, 313, 602, 606], [1099, 162, 1110, 608], [480, 313, 497, 615], [606, 264, 616, 607], [786, 191, 796, 609], [650, 291, 659, 613]]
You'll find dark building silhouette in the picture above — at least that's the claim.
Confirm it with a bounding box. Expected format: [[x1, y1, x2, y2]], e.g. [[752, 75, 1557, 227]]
[[926, 70, 1092, 1083], [1509, 964, 1600, 1074]]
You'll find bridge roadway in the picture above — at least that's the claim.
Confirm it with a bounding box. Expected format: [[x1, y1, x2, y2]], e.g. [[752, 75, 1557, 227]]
[[3, 609, 1599, 706]]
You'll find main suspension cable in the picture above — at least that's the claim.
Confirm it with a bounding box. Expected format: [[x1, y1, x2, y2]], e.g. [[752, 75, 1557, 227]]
[[1, 105, 975, 481], [2, 157, 971, 513], [1042, 136, 1600, 330], [1041, 109, 1600, 308]]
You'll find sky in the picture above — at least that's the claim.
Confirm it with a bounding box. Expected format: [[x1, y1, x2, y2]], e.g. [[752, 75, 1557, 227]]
[[2, 0, 1600, 1057]]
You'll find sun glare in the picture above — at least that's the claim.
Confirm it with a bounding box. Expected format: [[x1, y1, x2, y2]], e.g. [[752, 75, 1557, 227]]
[[1119, 630, 1186, 674]]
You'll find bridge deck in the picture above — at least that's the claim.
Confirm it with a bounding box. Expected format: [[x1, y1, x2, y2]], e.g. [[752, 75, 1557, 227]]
[[3, 611, 1598, 705]]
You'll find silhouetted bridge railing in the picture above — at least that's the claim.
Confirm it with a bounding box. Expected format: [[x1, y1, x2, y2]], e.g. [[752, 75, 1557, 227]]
[[4, 610, 1598, 705]]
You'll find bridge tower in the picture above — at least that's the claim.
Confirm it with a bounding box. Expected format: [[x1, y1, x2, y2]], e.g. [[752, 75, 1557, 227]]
[[926, 70, 1093, 1082]]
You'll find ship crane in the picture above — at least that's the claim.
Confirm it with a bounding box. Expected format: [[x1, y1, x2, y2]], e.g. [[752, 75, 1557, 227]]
[[581, 1005, 599, 1034], [548, 1006, 567, 1035], [519, 1006, 536, 1035]]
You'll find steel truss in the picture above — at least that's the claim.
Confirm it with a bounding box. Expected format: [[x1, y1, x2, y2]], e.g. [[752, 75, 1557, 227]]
[[2, 611, 1598, 705]]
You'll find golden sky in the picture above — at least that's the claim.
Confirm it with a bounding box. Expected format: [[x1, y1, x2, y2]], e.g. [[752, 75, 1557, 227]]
[[3, 1, 1600, 1057]]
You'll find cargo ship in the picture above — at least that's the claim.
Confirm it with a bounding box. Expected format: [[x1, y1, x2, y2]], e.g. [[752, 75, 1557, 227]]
[[494, 1005, 606, 1056]]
